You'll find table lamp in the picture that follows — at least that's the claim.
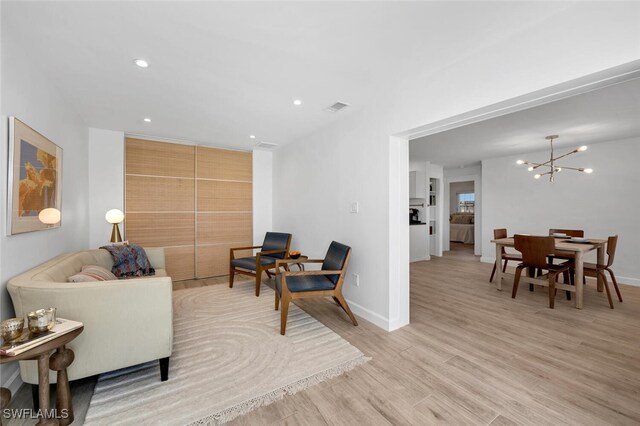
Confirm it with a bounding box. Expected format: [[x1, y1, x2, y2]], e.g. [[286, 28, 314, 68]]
[[38, 208, 61, 227], [105, 209, 124, 242]]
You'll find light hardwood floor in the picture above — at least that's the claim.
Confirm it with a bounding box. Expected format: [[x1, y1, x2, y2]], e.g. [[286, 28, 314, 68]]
[[229, 254, 640, 425], [6, 256, 640, 425]]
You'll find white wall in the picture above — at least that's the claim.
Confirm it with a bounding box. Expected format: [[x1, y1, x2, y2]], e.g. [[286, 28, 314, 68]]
[[0, 20, 89, 392], [252, 150, 273, 245], [481, 137, 640, 285], [272, 3, 640, 330], [88, 128, 124, 248]]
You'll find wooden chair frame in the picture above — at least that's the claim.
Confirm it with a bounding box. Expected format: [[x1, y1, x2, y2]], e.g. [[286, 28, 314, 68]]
[[489, 228, 522, 282], [511, 235, 571, 309], [275, 250, 358, 335], [229, 234, 292, 297], [583, 235, 620, 308]]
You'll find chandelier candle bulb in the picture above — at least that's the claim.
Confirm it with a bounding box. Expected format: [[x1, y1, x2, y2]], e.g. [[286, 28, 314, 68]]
[[516, 160, 524, 165]]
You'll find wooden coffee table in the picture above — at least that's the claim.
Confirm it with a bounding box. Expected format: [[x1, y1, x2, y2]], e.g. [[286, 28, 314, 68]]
[[0, 326, 83, 426]]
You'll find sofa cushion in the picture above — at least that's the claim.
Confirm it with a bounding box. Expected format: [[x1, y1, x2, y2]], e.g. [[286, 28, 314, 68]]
[[69, 271, 103, 283], [81, 265, 118, 281]]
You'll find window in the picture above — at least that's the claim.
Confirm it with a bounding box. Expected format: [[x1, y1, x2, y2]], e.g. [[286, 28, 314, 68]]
[[457, 192, 475, 213]]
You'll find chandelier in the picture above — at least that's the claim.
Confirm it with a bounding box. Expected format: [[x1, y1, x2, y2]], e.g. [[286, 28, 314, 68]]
[[516, 135, 593, 182]]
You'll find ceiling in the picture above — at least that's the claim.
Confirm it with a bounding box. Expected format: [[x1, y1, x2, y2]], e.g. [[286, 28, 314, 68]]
[[1, 1, 571, 150], [409, 77, 640, 168]]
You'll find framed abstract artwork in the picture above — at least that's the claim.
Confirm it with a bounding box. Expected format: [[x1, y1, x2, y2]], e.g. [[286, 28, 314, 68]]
[[7, 117, 63, 234]]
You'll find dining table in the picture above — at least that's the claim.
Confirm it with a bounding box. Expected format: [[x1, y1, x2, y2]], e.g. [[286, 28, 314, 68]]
[[491, 236, 607, 309]]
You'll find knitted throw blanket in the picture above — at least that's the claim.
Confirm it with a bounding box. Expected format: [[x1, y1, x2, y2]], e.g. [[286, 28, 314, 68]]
[[100, 244, 155, 278]]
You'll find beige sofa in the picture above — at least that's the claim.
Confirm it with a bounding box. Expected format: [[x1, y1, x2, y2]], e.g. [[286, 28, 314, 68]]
[[7, 247, 173, 385]]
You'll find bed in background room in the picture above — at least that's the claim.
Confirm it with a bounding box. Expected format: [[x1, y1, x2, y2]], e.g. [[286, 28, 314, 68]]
[[450, 213, 474, 244]]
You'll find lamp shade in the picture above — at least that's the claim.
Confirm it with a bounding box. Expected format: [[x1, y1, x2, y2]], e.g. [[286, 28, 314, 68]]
[[105, 209, 124, 224], [38, 208, 61, 225]]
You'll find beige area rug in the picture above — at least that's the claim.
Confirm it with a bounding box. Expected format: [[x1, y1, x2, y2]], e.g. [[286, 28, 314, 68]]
[[84, 283, 369, 425]]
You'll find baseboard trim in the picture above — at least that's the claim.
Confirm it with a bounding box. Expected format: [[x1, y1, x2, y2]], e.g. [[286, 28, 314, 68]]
[[480, 256, 495, 264], [618, 276, 640, 287], [1, 364, 23, 396], [345, 298, 392, 331]]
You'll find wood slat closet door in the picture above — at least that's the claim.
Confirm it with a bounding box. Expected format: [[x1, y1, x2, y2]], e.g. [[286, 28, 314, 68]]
[[125, 138, 196, 280], [196, 146, 252, 278]]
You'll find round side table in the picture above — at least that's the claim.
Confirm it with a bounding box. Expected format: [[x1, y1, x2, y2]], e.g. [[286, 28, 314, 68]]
[[0, 326, 83, 426]]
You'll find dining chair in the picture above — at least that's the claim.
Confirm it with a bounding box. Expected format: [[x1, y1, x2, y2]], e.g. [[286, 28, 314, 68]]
[[229, 232, 292, 297], [489, 228, 522, 282], [548, 228, 585, 293], [274, 241, 357, 335], [583, 235, 621, 308], [512, 235, 571, 309]]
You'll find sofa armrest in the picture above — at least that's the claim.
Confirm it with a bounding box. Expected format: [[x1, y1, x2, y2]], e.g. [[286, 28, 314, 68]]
[[8, 276, 173, 383]]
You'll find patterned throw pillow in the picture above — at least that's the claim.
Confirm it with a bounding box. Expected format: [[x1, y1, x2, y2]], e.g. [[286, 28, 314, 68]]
[[99, 244, 155, 278], [81, 265, 118, 281], [69, 271, 105, 283]]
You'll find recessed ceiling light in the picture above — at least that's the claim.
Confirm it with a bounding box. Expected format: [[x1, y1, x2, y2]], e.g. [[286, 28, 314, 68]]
[[293, 99, 302, 106], [249, 135, 256, 139], [134, 59, 149, 68], [143, 118, 151, 123]]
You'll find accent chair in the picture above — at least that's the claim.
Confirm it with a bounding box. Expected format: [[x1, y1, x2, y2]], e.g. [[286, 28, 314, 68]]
[[274, 241, 358, 335], [229, 232, 292, 297]]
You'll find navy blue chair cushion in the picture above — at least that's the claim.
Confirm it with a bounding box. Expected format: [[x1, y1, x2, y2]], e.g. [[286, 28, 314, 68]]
[[231, 256, 278, 271], [276, 274, 336, 295], [321, 241, 351, 284], [262, 232, 291, 259]]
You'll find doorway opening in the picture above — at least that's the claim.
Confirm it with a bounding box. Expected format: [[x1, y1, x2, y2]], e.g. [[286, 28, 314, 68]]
[[449, 181, 475, 252], [388, 60, 640, 331]]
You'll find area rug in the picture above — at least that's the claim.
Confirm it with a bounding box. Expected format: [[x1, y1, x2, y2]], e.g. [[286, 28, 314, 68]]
[[84, 283, 369, 425]]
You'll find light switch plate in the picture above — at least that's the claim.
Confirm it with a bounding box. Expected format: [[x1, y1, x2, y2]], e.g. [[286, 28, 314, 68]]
[[350, 202, 359, 213], [353, 273, 360, 286]]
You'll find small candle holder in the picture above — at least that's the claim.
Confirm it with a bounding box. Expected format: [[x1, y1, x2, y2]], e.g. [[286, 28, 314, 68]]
[[27, 307, 56, 334]]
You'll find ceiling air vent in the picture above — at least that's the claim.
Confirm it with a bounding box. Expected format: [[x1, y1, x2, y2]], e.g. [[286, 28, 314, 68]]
[[325, 101, 350, 113], [255, 141, 278, 150]]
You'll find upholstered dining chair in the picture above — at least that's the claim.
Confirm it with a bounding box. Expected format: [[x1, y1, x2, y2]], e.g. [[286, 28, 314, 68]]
[[489, 228, 522, 282], [583, 235, 621, 308], [512, 235, 571, 309], [274, 241, 358, 335], [229, 232, 292, 297]]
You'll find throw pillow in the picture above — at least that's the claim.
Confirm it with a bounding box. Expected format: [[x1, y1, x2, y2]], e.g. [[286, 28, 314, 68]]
[[99, 244, 155, 278], [81, 265, 118, 281], [69, 271, 104, 283]]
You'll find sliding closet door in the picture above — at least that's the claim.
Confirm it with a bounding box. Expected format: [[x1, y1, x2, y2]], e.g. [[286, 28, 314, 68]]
[[125, 138, 196, 280], [196, 146, 252, 278]]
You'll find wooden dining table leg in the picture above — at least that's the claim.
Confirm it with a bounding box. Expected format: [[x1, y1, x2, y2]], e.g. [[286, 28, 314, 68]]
[[494, 243, 503, 290], [574, 251, 584, 309], [596, 243, 605, 292]]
